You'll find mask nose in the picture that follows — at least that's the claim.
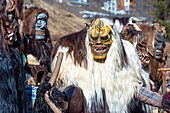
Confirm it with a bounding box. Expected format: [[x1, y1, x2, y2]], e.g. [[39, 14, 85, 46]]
[[157, 42, 165, 49], [96, 37, 102, 44]]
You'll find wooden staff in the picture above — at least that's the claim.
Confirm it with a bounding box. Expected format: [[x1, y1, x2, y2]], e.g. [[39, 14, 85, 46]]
[[158, 68, 170, 94], [158, 68, 170, 113], [45, 52, 64, 113], [49, 52, 64, 86], [158, 68, 170, 71], [33, 52, 64, 113]]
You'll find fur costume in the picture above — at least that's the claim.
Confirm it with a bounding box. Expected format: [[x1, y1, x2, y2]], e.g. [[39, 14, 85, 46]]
[[121, 23, 167, 91], [51, 18, 151, 113], [21, 7, 52, 85], [1, 0, 24, 55], [0, 0, 26, 112], [112, 17, 142, 33], [0, 48, 26, 113]]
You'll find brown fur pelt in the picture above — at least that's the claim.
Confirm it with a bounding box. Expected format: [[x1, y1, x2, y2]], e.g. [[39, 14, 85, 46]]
[[21, 7, 52, 84], [22, 7, 51, 56], [5, 0, 23, 19], [51, 27, 88, 68], [15, 0, 24, 18], [22, 7, 51, 60], [121, 24, 147, 47], [22, 7, 49, 38]]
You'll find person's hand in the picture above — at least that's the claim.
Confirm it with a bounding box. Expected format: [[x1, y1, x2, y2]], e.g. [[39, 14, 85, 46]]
[[33, 82, 52, 113], [27, 76, 36, 86], [48, 87, 67, 109], [37, 82, 51, 97], [162, 92, 170, 112], [45, 91, 62, 113]]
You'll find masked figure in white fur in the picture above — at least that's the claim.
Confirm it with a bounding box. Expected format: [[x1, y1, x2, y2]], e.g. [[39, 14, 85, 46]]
[[40, 18, 170, 113]]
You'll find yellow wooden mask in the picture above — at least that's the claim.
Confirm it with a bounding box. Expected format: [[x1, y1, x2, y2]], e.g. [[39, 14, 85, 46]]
[[89, 19, 113, 61]]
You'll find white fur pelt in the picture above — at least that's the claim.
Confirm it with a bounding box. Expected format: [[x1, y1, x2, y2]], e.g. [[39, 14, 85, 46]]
[[51, 18, 151, 113]]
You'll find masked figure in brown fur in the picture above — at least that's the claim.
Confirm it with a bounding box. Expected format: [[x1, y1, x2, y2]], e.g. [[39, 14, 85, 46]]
[[0, 0, 26, 112], [21, 7, 52, 85], [121, 23, 167, 92], [35, 18, 170, 113]]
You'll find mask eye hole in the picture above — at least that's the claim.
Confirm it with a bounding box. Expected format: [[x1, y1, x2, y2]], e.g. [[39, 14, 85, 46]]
[[101, 36, 109, 41], [37, 18, 45, 23], [90, 35, 98, 41], [101, 32, 112, 41]]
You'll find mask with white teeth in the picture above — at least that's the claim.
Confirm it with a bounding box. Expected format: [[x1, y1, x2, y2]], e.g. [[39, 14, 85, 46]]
[[35, 13, 48, 40], [2, 16, 18, 45], [4, 26, 17, 45], [89, 19, 113, 62]]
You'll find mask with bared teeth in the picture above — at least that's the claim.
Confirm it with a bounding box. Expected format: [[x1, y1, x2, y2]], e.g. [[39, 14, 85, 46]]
[[89, 19, 113, 61]]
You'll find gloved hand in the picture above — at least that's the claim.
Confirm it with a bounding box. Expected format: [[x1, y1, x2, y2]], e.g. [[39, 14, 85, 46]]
[[48, 87, 67, 109], [37, 82, 51, 97], [33, 82, 53, 113], [162, 92, 170, 112]]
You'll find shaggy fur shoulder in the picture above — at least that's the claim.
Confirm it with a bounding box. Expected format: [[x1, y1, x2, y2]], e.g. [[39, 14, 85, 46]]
[[0, 48, 26, 113], [51, 28, 88, 68]]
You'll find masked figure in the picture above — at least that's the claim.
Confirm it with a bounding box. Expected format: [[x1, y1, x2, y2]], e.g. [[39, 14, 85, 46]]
[[121, 23, 167, 91], [121, 23, 150, 68], [152, 24, 166, 60], [121, 23, 167, 92], [0, 0, 26, 112], [33, 18, 170, 113], [21, 7, 52, 85], [1, 0, 23, 55], [88, 19, 113, 62], [35, 13, 48, 40]]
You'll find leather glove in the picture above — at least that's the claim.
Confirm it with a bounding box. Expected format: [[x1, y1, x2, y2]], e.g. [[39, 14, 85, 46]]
[[37, 82, 51, 97], [48, 87, 67, 109], [33, 82, 53, 113]]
